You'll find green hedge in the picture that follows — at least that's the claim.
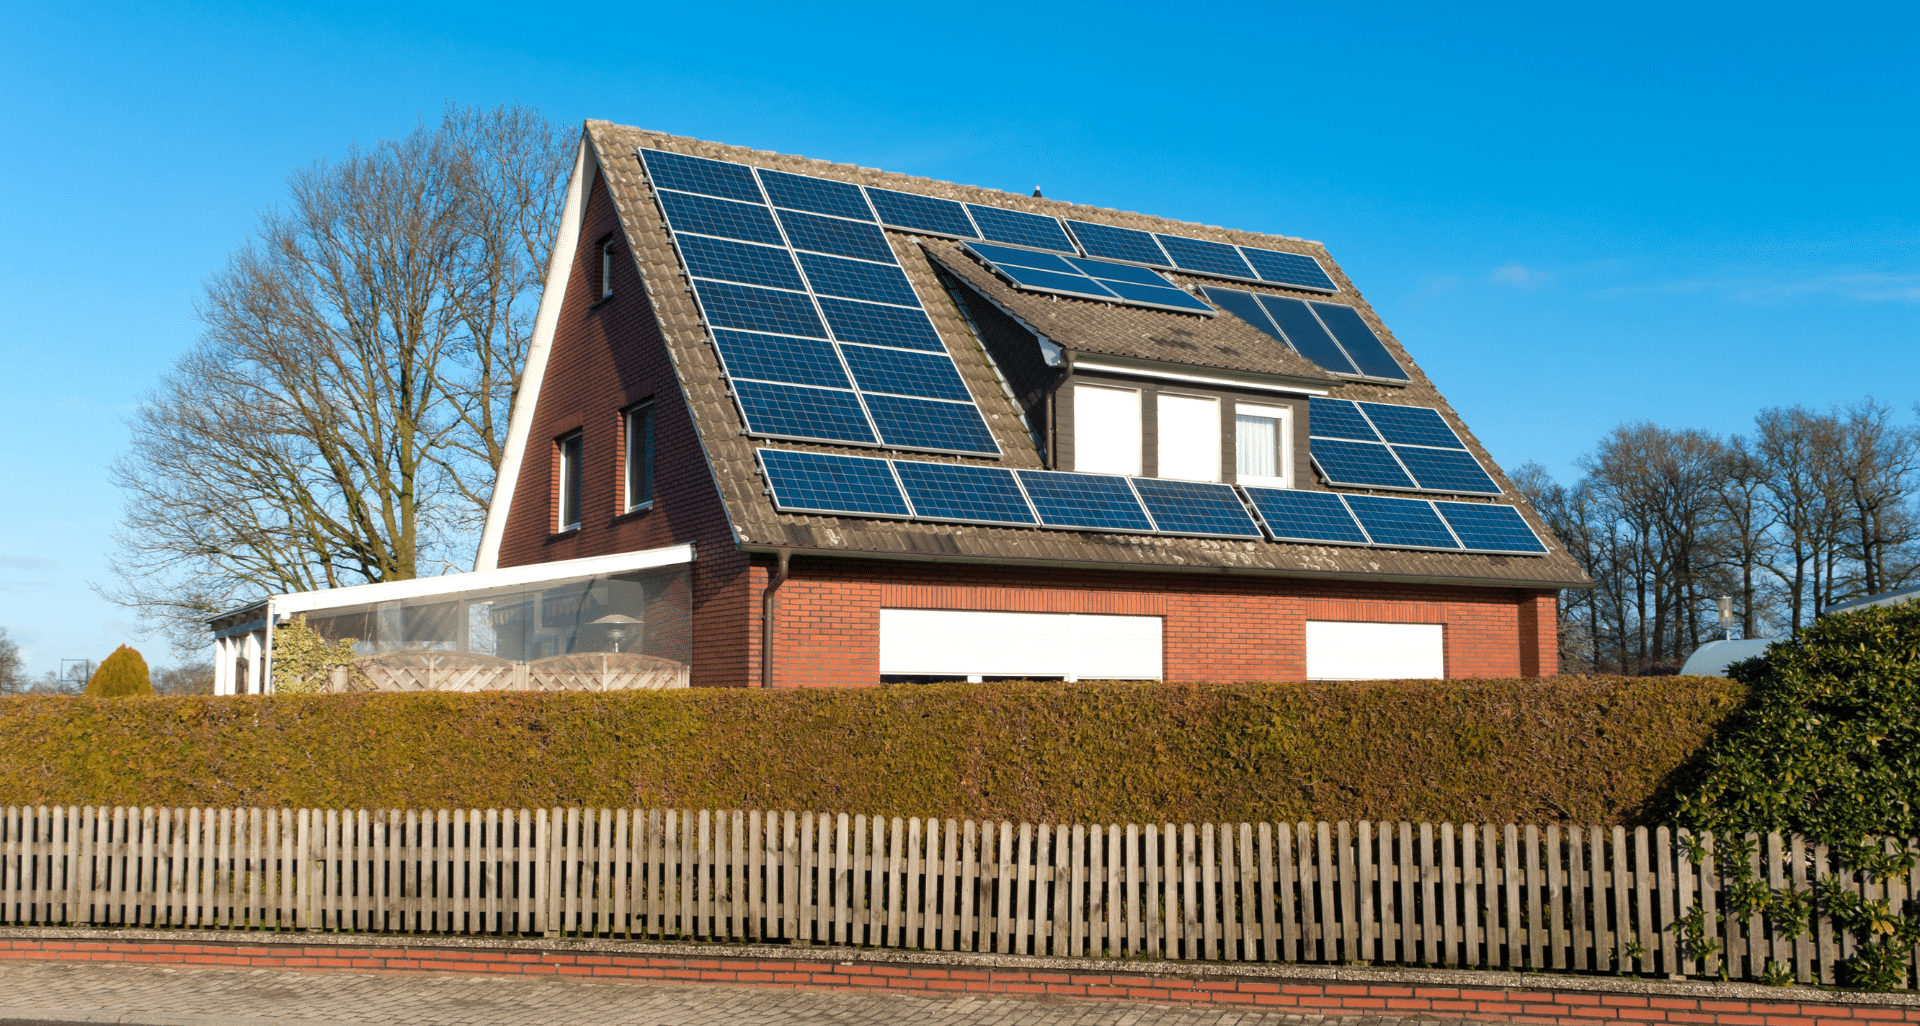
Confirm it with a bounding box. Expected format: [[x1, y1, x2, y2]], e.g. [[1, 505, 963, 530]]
[[0, 676, 1742, 826]]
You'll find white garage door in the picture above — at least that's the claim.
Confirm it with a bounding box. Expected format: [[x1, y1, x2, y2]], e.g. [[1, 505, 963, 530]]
[[879, 609, 1162, 681], [1305, 621, 1445, 680]]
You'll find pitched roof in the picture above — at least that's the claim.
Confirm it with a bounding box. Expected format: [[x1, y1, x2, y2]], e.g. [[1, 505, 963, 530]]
[[572, 120, 1590, 589]]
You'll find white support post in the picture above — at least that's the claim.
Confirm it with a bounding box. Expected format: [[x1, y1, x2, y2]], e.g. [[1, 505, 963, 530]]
[[212, 637, 231, 696], [243, 631, 263, 695]]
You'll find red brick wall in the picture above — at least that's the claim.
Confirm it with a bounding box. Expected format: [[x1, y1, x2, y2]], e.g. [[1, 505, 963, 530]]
[[494, 169, 752, 687], [764, 558, 1561, 687]]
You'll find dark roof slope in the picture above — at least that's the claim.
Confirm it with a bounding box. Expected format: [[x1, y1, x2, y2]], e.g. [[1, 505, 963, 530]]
[[585, 120, 1590, 589]]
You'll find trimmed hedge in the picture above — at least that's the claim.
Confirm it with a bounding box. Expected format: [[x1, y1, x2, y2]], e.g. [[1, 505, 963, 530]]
[[0, 676, 1742, 826]]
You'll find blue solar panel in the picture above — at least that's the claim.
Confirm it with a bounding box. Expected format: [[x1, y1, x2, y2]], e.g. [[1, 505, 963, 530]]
[[776, 209, 896, 263], [1240, 248, 1338, 291], [677, 234, 805, 291], [711, 329, 850, 389], [1130, 478, 1262, 538], [693, 280, 827, 338], [992, 263, 1119, 299], [1064, 221, 1168, 266], [757, 169, 873, 220], [1343, 495, 1460, 550], [1307, 398, 1381, 442], [1015, 470, 1154, 532], [864, 188, 978, 237], [1258, 296, 1359, 376], [967, 205, 1077, 253], [1310, 303, 1407, 381], [1358, 403, 1463, 449], [968, 242, 1077, 273], [797, 252, 920, 307], [1069, 258, 1170, 287], [1434, 502, 1547, 554], [640, 149, 764, 203], [816, 298, 946, 352], [892, 461, 1036, 524], [1155, 234, 1255, 279], [839, 344, 972, 401], [1203, 287, 1282, 337], [1098, 279, 1213, 313], [758, 449, 908, 517], [1391, 446, 1500, 495], [655, 190, 784, 246], [733, 381, 874, 444], [864, 394, 999, 454], [1310, 438, 1416, 489], [1241, 488, 1371, 545]]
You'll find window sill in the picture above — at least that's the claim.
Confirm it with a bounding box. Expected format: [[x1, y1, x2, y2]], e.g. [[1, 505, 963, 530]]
[[550, 525, 581, 538], [1237, 475, 1290, 489], [589, 293, 615, 311], [615, 501, 654, 519]]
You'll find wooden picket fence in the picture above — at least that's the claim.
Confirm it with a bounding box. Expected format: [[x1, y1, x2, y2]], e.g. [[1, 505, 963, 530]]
[[3, 806, 1917, 987]]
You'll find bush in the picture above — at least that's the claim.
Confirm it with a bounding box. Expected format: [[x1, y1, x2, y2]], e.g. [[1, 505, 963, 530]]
[[270, 616, 365, 694], [84, 645, 151, 698], [1668, 602, 1920, 843], [0, 675, 1740, 823]]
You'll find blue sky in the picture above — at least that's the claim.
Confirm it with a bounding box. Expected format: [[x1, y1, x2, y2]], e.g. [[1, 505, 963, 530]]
[[1, 1, 1914, 673]]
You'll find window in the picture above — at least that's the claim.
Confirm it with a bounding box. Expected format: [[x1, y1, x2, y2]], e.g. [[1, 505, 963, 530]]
[[1305, 621, 1444, 680], [557, 432, 583, 532], [1072, 384, 1141, 475], [1156, 394, 1220, 482], [599, 238, 617, 299], [625, 402, 655, 512], [878, 610, 1162, 682], [1234, 403, 1292, 488]]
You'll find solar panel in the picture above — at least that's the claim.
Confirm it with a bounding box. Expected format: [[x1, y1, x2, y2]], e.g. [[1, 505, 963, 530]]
[[816, 297, 947, 352], [1156, 234, 1255, 279], [655, 190, 785, 246], [892, 461, 1036, 525], [1097, 278, 1213, 313], [758, 449, 909, 517], [1434, 502, 1548, 554], [968, 245, 1213, 314], [969, 242, 1077, 273], [677, 234, 805, 291], [1064, 221, 1169, 265], [1241, 488, 1372, 545], [1203, 287, 1282, 336], [1066, 258, 1165, 287], [863, 394, 999, 454], [1239, 248, 1338, 292], [1014, 470, 1155, 532], [864, 188, 978, 238], [1342, 494, 1460, 550], [1310, 438, 1417, 489], [991, 262, 1120, 300], [756, 169, 873, 221], [1258, 296, 1359, 376], [775, 208, 896, 263], [1130, 478, 1263, 538], [839, 344, 972, 401], [796, 252, 920, 307], [1357, 403, 1463, 449], [639, 149, 764, 203], [710, 329, 850, 389], [966, 205, 1077, 253], [1309, 303, 1407, 381], [732, 381, 875, 444], [1306, 398, 1381, 442], [1390, 446, 1501, 495], [692, 279, 827, 338]]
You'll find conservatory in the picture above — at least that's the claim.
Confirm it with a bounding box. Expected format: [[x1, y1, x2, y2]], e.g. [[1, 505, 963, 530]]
[[204, 543, 694, 695]]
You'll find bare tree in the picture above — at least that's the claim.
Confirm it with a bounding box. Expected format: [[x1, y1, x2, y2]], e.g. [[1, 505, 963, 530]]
[[1753, 405, 1842, 633], [0, 626, 24, 696], [1713, 434, 1777, 640], [103, 104, 571, 653], [152, 661, 215, 696], [1831, 397, 1920, 597]]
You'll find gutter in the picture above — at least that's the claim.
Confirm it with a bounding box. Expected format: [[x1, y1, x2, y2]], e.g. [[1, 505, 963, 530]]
[[760, 548, 791, 688]]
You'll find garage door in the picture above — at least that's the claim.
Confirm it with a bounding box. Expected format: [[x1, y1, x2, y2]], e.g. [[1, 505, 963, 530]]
[[1305, 621, 1444, 680], [878, 609, 1162, 681]]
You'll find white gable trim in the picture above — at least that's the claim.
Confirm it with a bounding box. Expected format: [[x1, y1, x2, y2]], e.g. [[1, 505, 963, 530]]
[[474, 134, 597, 571]]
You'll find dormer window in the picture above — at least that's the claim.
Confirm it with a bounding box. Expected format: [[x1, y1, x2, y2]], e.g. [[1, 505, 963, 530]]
[[1235, 403, 1291, 487]]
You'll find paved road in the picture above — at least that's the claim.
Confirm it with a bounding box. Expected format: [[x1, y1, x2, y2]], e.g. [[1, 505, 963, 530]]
[[0, 960, 1468, 1026]]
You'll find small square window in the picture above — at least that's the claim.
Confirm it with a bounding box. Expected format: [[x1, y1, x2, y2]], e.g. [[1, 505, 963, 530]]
[[557, 432, 583, 532], [1235, 403, 1291, 488], [625, 402, 655, 512]]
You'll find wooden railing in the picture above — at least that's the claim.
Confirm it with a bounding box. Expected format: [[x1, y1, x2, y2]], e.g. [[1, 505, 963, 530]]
[[3, 806, 1915, 987]]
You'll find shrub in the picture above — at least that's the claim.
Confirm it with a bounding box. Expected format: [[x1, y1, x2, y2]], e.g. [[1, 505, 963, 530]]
[[84, 645, 151, 697], [269, 616, 365, 694]]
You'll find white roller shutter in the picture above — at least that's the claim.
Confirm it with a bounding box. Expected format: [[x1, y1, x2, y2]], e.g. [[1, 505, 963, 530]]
[[879, 609, 1162, 680], [1156, 394, 1220, 482], [1073, 385, 1141, 475], [1305, 621, 1445, 680]]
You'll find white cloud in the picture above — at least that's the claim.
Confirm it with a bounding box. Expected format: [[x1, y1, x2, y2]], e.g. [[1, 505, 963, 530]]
[[0, 555, 57, 572], [1490, 262, 1552, 289], [1602, 272, 1920, 306]]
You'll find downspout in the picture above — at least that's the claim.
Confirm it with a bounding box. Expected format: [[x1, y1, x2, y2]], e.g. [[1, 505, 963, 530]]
[[760, 548, 791, 688]]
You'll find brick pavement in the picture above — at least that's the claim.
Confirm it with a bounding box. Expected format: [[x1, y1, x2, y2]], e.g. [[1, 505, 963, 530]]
[[0, 960, 1462, 1026]]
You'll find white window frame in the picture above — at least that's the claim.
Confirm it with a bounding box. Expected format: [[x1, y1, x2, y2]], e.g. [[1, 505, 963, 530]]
[[1233, 402, 1293, 488], [1155, 392, 1221, 482], [625, 401, 655, 513], [557, 432, 583, 533], [599, 238, 617, 300], [1072, 384, 1142, 476]]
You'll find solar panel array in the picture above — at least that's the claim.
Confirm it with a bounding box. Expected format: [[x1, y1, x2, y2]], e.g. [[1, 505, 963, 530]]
[[1306, 398, 1500, 495], [1064, 220, 1340, 293], [639, 148, 1000, 457], [962, 243, 1214, 315], [758, 448, 1547, 555], [1202, 287, 1409, 381]]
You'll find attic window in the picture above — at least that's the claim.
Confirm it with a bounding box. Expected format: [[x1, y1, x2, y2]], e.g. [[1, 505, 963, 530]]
[[557, 432, 583, 532], [599, 238, 618, 300]]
